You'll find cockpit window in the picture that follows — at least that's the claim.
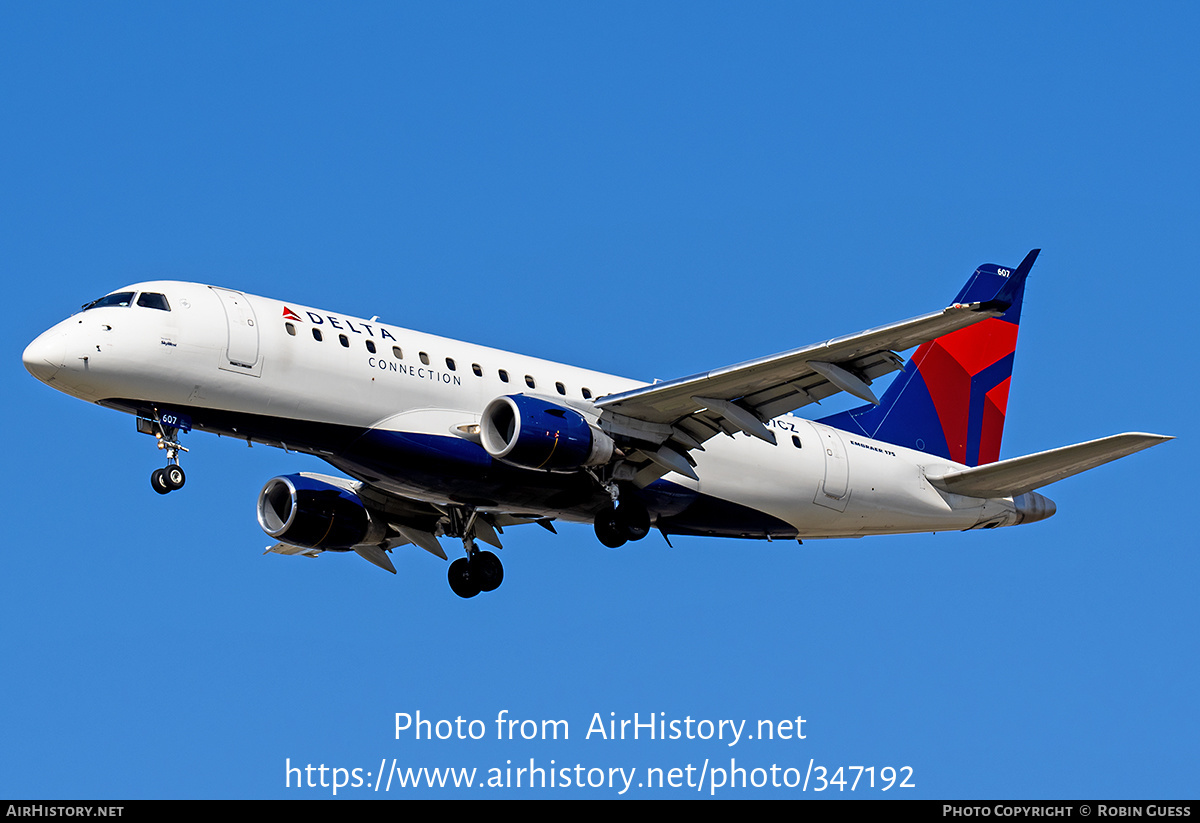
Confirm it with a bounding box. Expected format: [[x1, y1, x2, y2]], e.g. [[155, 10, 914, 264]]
[[136, 292, 171, 311], [82, 292, 135, 311]]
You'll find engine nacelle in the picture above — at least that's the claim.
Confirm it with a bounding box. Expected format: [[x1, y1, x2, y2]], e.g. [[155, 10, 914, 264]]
[[480, 395, 614, 472], [257, 474, 382, 550]]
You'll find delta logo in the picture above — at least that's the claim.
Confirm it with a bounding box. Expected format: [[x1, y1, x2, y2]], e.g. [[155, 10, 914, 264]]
[[281, 305, 398, 341]]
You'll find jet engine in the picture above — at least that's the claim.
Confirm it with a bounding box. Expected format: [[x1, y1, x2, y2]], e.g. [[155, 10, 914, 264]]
[[257, 474, 384, 550], [480, 395, 614, 472]]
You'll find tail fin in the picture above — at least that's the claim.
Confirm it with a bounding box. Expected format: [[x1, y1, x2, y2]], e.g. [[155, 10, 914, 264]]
[[818, 250, 1039, 467]]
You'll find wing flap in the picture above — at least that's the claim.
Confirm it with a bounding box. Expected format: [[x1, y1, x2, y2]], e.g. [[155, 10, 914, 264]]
[[353, 544, 398, 574], [926, 433, 1173, 498]]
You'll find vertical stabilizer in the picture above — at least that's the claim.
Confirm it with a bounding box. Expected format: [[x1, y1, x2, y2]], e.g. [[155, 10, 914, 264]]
[[818, 250, 1038, 467]]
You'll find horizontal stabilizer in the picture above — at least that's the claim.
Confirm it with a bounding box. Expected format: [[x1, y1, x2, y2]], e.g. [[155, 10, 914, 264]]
[[926, 433, 1173, 498]]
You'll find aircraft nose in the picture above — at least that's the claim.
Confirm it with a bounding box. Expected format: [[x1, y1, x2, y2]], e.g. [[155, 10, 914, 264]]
[[22, 328, 66, 384]]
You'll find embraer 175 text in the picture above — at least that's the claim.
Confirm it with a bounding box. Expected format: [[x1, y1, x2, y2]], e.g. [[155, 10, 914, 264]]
[[23, 250, 1171, 597]]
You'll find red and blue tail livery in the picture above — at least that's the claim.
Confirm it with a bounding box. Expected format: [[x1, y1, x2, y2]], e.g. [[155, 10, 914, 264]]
[[819, 250, 1039, 467]]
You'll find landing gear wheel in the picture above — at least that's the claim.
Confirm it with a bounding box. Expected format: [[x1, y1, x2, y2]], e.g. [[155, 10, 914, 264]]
[[615, 500, 650, 541], [470, 551, 504, 592], [151, 468, 171, 495], [163, 465, 186, 491], [594, 506, 627, 549], [448, 557, 481, 598]]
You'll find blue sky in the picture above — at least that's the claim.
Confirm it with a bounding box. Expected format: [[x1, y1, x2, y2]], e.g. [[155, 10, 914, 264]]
[[2, 2, 1195, 798]]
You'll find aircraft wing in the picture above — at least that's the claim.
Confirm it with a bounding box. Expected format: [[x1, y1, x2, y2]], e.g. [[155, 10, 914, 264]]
[[594, 297, 1012, 480], [266, 471, 555, 572]]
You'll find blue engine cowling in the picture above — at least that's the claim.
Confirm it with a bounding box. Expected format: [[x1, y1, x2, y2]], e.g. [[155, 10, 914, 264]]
[[257, 474, 378, 550], [480, 395, 614, 472]]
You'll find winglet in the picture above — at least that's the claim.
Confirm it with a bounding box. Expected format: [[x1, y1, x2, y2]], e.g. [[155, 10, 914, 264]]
[[980, 248, 1039, 312]]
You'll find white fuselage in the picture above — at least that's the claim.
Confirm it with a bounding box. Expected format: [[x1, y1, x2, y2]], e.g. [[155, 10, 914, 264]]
[[24, 281, 1037, 539]]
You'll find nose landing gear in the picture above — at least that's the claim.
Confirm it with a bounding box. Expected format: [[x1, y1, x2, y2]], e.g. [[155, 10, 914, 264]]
[[138, 410, 190, 495]]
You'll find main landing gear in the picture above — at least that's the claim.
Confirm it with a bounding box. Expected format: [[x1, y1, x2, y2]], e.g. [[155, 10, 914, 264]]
[[447, 543, 504, 599], [593, 489, 651, 549], [445, 508, 505, 598]]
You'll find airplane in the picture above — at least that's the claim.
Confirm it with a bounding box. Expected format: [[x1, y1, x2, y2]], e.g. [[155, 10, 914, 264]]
[[22, 250, 1171, 598]]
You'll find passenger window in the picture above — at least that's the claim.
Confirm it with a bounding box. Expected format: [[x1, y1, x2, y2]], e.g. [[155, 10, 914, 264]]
[[525, 375, 536, 389], [312, 328, 323, 342], [472, 364, 482, 377], [555, 382, 566, 395], [136, 292, 171, 311], [339, 334, 349, 348], [445, 357, 456, 371], [499, 369, 509, 383], [419, 352, 430, 365], [366, 340, 376, 354], [581, 387, 593, 400], [285, 323, 296, 336], [792, 435, 802, 449], [392, 346, 403, 359]]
